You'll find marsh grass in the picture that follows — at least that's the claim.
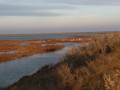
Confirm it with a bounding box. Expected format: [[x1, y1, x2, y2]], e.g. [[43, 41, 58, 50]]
[[7, 33, 120, 90], [64, 33, 120, 68], [0, 36, 90, 63], [57, 33, 120, 90], [0, 45, 65, 62]]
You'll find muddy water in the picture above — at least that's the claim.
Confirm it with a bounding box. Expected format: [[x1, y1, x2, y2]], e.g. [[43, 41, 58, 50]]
[[0, 43, 81, 88]]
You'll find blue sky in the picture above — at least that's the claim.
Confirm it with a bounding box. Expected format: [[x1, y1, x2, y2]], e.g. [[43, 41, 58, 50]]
[[0, 0, 120, 34]]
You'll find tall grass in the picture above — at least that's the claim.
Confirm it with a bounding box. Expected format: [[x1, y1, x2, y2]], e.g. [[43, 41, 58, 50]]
[[8, 33, 120, 90], [64, 33, 120, 68], [57, 33, 120, 90]]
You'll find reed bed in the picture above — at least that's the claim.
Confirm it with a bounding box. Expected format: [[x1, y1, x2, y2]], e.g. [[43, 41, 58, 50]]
[[6, 33, 120, 90], [0, 44, 65, 63], [0, 36, 90, 63], [57, 33, 120, 90]]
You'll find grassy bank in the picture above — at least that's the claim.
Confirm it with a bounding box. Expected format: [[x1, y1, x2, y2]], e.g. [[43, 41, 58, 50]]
[[6, 33, 120, 90]]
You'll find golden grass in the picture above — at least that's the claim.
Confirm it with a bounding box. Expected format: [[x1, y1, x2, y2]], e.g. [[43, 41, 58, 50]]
[[57, 33, 120, 90], [0, 36, 90, 63], [0, 45, 65, 63], [6, 33, 120, 90]]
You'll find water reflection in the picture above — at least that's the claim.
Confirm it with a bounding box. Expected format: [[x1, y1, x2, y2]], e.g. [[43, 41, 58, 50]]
[[0, 51, 25, 55], [6, 51, 18, 55], [0, 43, 81, 88], [0, 52, 3, 54], [0, 33, 94, 40]]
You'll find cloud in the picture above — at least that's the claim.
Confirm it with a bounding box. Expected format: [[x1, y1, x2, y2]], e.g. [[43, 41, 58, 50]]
[[46, 0, 120, 6], [0, 3, 72, 16], [0, 0, 120, 17], [0, 3, 73, 11], [1, 0, 120, 5], [0, 11, 61, 16]]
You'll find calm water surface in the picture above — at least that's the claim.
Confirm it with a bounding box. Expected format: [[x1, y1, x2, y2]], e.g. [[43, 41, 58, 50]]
[[0, 33, 94, 40], [0, 33, 93, 88], [0, 43, 81, 88]]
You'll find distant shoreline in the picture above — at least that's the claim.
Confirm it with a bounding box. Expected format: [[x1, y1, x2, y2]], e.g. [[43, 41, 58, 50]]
[[0, 35, 91, 63], [0, 31, 119, 36]]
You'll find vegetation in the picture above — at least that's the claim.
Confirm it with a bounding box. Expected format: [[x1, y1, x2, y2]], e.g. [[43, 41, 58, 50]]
[[0, 36, 90, 63], [0, 44, 65, 63], [6, 33, 120, 90]]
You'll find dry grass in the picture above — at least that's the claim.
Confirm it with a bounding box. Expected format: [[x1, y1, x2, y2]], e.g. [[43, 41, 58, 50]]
[[0, 36, 90, 63], [6, 33, 120, 90], [57, 33, 120, 90], [0, 44, 65, 63]]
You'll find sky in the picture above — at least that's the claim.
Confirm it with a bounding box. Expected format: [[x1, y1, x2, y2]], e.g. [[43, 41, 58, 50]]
[[0, 0, 120, 34]]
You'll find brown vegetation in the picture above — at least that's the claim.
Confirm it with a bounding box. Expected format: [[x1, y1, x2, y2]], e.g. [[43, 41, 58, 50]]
[[0, 36, 91, 63], [6, 33, 120, 90], [0, 44, 65, 63], [0, 36, 90, 52]]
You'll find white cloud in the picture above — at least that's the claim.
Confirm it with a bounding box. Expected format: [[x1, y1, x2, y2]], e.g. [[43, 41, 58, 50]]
[[0, 0, 120, 16], [45, 0, 120, 5], [0, 3, 72, 16]]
